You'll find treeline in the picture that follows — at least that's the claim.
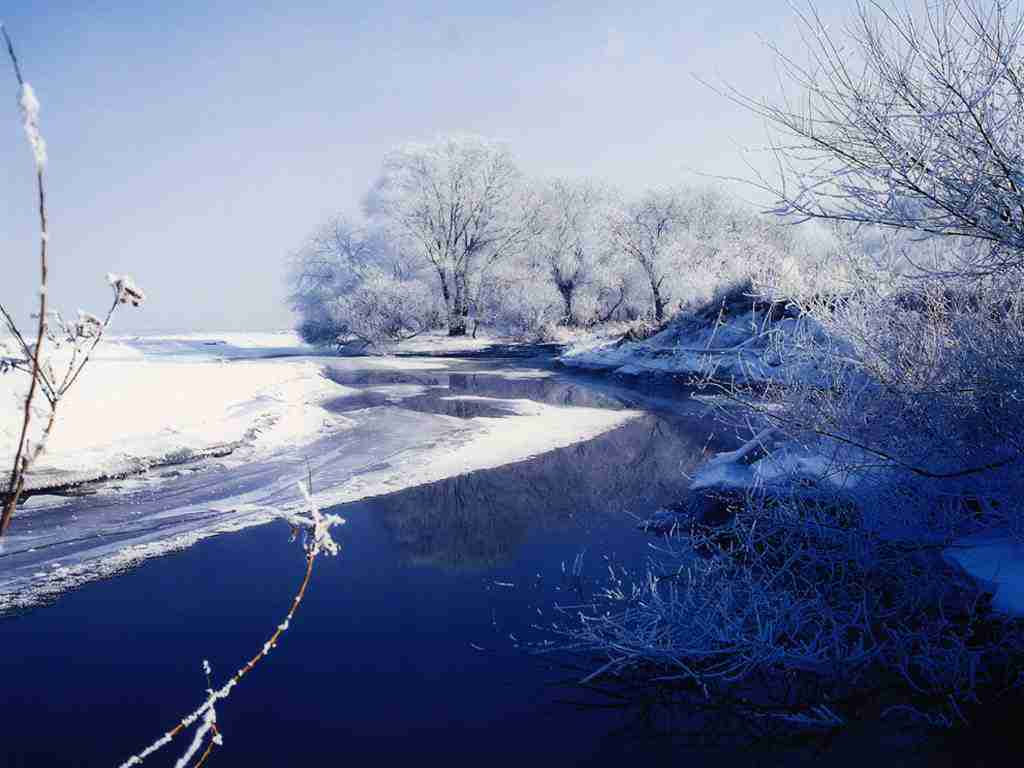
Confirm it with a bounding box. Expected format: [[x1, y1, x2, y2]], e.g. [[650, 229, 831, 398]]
[[286, 134, 827, 345]]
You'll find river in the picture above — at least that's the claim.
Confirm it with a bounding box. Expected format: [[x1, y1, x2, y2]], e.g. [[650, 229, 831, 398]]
[[0, 352, 980, 766]]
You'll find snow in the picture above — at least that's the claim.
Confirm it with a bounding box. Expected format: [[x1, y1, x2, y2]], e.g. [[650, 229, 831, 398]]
[[690, 428, 864, 495], [560, 306, 828, 386], [945, 533, 1024, 617], [0, 352, 353, 488], [19, 82, 47, 169], [116, 330, 308, 350], [376, 331, 504, 355]]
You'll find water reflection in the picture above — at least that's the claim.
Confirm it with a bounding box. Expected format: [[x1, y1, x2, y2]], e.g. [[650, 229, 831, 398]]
[[323, 366, 630, 419], [357, 412, 728, 568]]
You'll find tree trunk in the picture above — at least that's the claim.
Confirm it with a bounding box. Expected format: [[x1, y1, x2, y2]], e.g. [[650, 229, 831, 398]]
[[448, 289, 468, 336], [558, 282, 575, 325], [448, 311, 467, 336], [650, 278, 667, 323], [448, 270, 470, 336]]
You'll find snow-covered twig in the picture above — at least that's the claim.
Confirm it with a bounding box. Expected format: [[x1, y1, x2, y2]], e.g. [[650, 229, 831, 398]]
[[118, 482, 344, 767], [0, 27, 145, 536]]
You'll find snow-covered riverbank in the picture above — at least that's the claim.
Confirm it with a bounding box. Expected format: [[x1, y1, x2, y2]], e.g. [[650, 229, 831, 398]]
[[0, 332, 348, 490], [559, 295, 827, 386]]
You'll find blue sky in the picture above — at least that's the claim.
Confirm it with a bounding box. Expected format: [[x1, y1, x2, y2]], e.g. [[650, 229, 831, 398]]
[[0, 1, 848, 331]]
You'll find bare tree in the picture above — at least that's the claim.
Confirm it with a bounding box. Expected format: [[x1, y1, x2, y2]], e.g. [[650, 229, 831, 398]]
[[727, 0, 1024, 276], [608, 187, 738, 322], [530, 178, 611, 325], [608, 190, 684, 322], [364, 134, 535, 336]]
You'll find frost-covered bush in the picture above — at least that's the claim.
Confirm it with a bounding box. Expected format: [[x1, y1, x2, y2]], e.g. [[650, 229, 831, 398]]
[[331, 268, 443, 345], [287, 216, 442, 346], [478, 266, 563, 339], [552, 486, 1019, 729], [770, 271, 1024, 531]]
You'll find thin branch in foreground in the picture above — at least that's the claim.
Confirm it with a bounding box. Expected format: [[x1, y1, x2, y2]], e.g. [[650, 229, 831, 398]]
[[1, 23, 50, 536], [118, 483, 344, 768], [0, 27, 145, 536]]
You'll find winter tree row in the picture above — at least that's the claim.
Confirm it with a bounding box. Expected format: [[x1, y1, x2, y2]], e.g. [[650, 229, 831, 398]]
[[287, 134, 828, 345]]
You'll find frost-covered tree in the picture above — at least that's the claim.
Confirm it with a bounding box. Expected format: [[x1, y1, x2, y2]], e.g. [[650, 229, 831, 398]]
[[734, 0, 1024, 275], [364, 134, 536, 336], [287, 216, 381, 344], [331, 268, 443, 345], [608, 187, 747, 321], [286, 215, 438, 346], [529, 179, 612, 325], [607, 189, 687, 323]]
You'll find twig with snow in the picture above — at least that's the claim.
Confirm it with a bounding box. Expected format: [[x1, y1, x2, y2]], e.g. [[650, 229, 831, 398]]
[[118, 482, 344, 767], [0, 27, 145, 536]]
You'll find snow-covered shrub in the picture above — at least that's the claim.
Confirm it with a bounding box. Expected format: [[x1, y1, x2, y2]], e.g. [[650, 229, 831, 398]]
[[331, 268, 443, 346], [287, 215, 443, 346], [481, 271, 563, 339], [552, 484, 1018, 729], [769, 272, 1024, 532], [287, 216, 412, 345]]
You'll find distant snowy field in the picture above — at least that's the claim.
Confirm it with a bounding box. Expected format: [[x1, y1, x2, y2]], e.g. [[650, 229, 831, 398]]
[[0, 331, 344, 487], [0, 331, 638, 611]]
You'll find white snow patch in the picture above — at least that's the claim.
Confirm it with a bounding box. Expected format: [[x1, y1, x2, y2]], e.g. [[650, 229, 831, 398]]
[[946, 534, 1024, 617], [0, 355, 353, 484], [560, 309, 830, 387], [690, 428, 862, 494]]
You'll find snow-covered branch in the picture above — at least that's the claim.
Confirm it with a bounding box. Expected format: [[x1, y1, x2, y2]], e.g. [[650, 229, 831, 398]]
[[119, 483, 344, 767]]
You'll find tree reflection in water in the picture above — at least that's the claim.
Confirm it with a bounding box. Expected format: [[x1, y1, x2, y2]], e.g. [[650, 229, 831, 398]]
[[361, 410, 728, 569]]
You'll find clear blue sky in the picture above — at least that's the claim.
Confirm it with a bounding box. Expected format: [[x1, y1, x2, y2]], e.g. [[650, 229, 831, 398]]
[[0, 1, 848, 331]]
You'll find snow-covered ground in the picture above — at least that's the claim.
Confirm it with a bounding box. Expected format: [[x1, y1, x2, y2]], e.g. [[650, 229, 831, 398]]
[[559, 301, 827, 386], [371, 331, 508, 355], [945, 533, 1024, 617], [0, 332, 347, 489], [0, 332, 639, 611]]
